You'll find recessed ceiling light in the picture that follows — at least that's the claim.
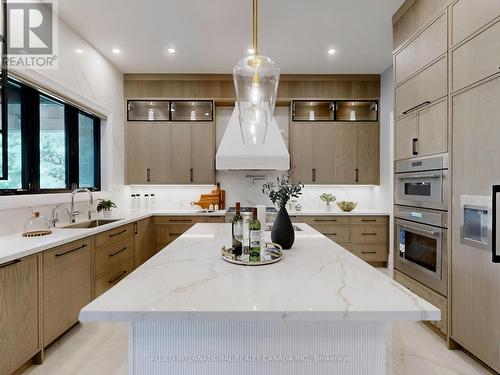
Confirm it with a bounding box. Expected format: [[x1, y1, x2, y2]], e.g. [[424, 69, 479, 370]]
[[75, 48, 83, 54], [112, 48, 121, 54], [167, 48, 176, 54], [247, 48, 256, 55], [327, 48, 336, 55]]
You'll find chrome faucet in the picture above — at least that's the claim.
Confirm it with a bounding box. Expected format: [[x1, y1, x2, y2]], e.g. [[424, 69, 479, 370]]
[[51, 204, 70, 227], [70, 188, 94, 223]]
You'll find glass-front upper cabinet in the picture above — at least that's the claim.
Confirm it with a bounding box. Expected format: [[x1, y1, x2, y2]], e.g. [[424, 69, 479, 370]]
[[292, 101, 334, 121], [127, 100, 170, 121], [171, 101, 213, 121], [336, 101, 378, 122]]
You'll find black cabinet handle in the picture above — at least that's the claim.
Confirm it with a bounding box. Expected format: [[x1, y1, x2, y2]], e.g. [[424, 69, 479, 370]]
[[190, 168, 194, 182], [312, 168, 316, 182], [109, 247, 128, 257], [109, 229, 127, 238], [402, 101, 431, 115], [134, 222, 138, 235], [0, 259, 21, 269], [355, 168, 359, 182], [314, 219, 337, 222], [169, 233, 183, 236], [324, 233, 338, 236], [108, 270, 127, 284], [361, 219, 377, 222], [169, 219, 192, 223], [55, 244, 87, 257], [362, 251, 377, 254], [412, 138, 418, 155], [362, 232, 377, 236], [147, 168, 151, 182]]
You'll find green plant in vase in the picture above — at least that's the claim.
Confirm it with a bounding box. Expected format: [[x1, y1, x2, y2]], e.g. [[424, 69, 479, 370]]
[[320, 193, 336, 211], [262, 176, 304, 249], [96, 199, 117, 218]]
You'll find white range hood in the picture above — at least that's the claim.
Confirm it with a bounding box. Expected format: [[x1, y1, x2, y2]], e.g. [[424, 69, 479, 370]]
[[216, 105, 290, 170]]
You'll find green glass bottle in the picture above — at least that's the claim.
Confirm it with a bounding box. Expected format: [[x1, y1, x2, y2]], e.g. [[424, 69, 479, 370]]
[[249, 208, 262, 261], [232, 202, 243, 256]]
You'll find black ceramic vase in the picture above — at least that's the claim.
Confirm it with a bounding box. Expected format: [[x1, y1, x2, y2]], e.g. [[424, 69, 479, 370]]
[[271, 206, 295, 249]]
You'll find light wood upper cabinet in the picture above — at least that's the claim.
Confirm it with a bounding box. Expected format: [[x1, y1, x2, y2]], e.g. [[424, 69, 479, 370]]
[[395, 113, 418, 160], [192, 123, 215, 184], [313, 123, 336, 183], [356, 122, 379, 184], [395, 56, 447, 118], [291, 123, 314, 184], [43, 239, 92, 347], [0, 255, 40, 375], [452, 19, 500, 93], [125, 119, 215, 185], [395, 13, 447, 85], [149, 124, 171, 184], [334, 123, 357, 184], [170, 123, 193, 184], [125, 123, 149, 184], [451, 0, 500, 46]]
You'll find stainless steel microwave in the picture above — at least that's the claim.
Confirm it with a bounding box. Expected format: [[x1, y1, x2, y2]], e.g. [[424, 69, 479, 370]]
[[394, 155, 448, 211]]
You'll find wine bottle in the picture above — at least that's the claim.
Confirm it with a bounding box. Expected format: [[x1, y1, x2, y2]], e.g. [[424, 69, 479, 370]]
[[232, 202, 243, 256], [249, 208, 262, 261]]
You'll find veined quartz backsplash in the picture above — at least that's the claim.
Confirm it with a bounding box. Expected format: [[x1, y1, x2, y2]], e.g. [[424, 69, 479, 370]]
[[130, 170, 386, 211]]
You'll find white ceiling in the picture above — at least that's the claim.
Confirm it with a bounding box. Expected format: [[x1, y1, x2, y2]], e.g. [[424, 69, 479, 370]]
[[58, 0, 404, 74]]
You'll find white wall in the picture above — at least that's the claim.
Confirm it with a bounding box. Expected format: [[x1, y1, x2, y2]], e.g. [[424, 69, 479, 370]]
[[0, 17, 127, 236]]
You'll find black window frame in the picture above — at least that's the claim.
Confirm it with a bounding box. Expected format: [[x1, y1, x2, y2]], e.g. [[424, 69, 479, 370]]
[[0, 78, 101, 195], [0, 0, 8, 181]]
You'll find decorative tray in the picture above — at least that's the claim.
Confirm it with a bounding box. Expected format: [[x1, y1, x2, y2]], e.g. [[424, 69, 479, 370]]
[[221, 243, 283, 266]]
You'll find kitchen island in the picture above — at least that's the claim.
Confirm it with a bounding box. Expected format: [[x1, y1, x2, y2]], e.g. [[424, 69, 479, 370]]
[[80, 223, 439, 375]]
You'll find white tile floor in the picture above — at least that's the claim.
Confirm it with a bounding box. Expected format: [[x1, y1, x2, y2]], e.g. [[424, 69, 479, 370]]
[[24, 320, 493, 375]]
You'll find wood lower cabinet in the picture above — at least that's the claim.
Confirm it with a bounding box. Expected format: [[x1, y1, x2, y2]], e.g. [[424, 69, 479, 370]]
[[394, 270, 447, 335], [0, 255, 40, 375], [95, 258, 134, 298], [134, 218, 153, 267], [298, 215, 389, 265], [154, 216, 205, 252], [43, 239, 92, 346]]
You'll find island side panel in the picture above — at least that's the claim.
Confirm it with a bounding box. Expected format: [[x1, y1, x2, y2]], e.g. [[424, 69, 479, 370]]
[[129, 320, 385, 375]]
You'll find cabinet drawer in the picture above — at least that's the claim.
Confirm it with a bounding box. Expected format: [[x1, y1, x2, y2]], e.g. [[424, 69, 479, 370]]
[[395, 13, 447, 85], [452, 19, 500, 92], [302, 216, 350, 225], [452, 0, 500, 45], [395, 56, 447, 118], [350, 243, 388, 262], [43, 238, 92, 346], [315, 225, 350, 243], [95, 236, 134, 276], [155, 223, 193, 247], [350, 225, 387, 243], [154, 216, 205, 224], [394, 270, 447, 334], [95, 223, 134, 248], [351, 216, 388, 225], [95, 257, 134, 297], [204, 216, 225, 223]]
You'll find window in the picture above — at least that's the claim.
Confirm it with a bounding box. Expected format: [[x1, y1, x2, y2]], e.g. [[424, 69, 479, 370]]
[[0, 79, 101, 195]]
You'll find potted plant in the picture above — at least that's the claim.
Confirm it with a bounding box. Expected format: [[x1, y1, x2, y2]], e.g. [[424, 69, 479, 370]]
[[262, 176, 304, 249], [96, 199, 117, 218], [319, 193, 336, 211]]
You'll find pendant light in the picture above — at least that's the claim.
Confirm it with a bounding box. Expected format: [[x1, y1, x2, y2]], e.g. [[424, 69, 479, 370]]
[[233, 0, 280, 144]]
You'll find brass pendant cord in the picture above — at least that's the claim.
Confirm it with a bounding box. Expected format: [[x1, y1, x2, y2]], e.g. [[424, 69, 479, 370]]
[[253, 0, 258, 55]]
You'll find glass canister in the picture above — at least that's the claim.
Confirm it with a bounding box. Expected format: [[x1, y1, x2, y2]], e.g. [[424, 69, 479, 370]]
[[23, 212, 51, 237]]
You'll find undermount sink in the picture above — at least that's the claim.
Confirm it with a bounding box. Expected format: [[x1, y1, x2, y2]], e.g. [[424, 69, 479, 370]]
[[62, 219, 122, 229]]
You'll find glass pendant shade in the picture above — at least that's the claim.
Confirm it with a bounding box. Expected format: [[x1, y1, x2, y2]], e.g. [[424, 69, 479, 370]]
[[233, 55, 280, 144]]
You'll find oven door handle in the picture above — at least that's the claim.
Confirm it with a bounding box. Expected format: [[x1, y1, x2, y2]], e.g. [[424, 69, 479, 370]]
[[399, 224, 440, 237], [395, 173, 441, 180]]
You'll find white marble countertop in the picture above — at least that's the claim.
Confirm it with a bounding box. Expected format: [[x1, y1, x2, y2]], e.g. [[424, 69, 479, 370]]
[[79, 223, 439, 322], [0, 208, 388, 265]]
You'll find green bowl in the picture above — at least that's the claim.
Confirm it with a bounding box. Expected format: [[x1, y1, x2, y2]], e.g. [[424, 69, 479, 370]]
[[337, 201, 357, 212]]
